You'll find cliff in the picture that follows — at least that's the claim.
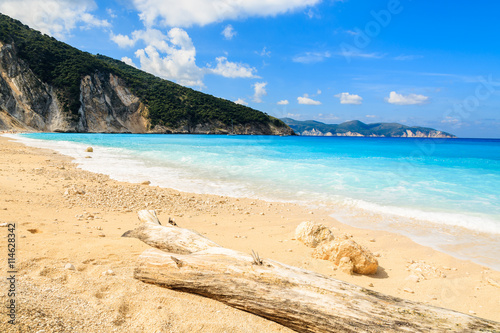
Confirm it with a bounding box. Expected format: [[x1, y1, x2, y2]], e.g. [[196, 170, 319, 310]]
[[0, 14, 292, 135], [282, 118, 456, 138]]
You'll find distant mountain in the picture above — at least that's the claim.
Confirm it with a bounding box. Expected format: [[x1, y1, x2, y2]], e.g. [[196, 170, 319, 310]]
[[0, 14, 292, 135], [281, 118, 456, 138]]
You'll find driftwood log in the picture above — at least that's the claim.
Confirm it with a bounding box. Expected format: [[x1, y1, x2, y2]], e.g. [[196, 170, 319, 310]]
[[122, 210, 220, 254], [125, 211, 500, 333]]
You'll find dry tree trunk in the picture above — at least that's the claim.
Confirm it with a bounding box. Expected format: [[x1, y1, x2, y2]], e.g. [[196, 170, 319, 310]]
[[122, 210, 220, 254], [134, 247, 500, 333], [126, 211, 500, 333]]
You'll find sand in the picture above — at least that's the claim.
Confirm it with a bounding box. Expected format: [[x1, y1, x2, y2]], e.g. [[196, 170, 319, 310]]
[[0, 134, 499, 332]]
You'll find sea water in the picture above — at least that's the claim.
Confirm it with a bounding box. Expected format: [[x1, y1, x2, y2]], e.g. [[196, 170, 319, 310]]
[[7, 133, 500, 270]]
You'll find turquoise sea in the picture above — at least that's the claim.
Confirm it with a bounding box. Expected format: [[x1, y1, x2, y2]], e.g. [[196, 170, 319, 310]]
[[9, 133, 500, 270]]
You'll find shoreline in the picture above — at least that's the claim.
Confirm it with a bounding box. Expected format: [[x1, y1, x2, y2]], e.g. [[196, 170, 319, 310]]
[[0, 135, 499, 331]]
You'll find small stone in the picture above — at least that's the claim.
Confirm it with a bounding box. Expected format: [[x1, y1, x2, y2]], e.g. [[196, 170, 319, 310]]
[[103, 269, 115, 276], [287, 249, 293, 252], [469, 310, 476, 315], [98, 233, 106, 237], [368, 283, 374, 287], [0, 223, 8, 227], [369, 239, 376, 242], [85, 156, 92, 159], [403, 288, 414, 294], [141, 181, 151, 185], [406, 274, 420, 283], [64, 263, 76, 270], [86, 147, 93, 152]]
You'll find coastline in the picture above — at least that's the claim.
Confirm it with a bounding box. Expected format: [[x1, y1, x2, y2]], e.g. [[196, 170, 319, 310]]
[[0, 135, 499, 331]]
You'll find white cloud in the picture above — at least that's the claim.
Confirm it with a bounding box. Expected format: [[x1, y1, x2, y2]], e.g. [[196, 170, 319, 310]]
[[111, 33, 137, 48], [335, 92, 363, 105], [297, 95, 321, 105], [111, 29, 257, 88], [365, 115, 377, 118], [253, 82, 268, 103], [132, 0, 321, 27], [221, 24, 237, 40], [257, 47, 271, 57], [234, 98, 248, 106], [316, 89, 322, 95], [121, 57, 137, 68], [394, 54, 423, 61], [277, 100, 289, 105], [207, 57, 258, 78], [0, 0, 110, 39], [134, 28, 205, 88], [386, 91, 429, 105], [293, 51, 331, 64]]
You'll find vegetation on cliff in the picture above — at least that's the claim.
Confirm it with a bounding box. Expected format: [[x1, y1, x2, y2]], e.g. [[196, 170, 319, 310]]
[[282, 118, 456, 138], [0, 14, 288, 131]]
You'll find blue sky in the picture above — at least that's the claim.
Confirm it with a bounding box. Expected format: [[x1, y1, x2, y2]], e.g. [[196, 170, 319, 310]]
[[1, 0, 499, 138]]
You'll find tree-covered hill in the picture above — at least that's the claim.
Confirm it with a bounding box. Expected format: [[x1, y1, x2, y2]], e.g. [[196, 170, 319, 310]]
[[0, 13, 289, 133], [282, 118, 456, 138]]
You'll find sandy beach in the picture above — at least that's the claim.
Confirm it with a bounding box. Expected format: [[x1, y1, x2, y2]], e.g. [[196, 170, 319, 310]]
[[0, 134, 499, 332]]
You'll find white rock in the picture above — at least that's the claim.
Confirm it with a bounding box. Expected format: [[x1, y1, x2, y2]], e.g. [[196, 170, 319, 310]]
[[406, 274, 420, 283], [312, 237, 378, 275], [295, 221, 334, 248], [64, 263, 76, 270]]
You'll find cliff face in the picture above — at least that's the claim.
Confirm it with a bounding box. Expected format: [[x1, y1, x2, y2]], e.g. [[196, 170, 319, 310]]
[[0, 42, 68, 131], [0, 41, 293, 135], [0, 42, 150, 133]]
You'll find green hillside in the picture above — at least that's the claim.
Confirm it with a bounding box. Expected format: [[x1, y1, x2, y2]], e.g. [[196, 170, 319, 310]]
[[282, 118, 456, 137], [0, 13, 288, 131]]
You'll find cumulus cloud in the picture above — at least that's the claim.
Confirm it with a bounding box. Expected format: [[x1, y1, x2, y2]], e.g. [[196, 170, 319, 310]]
[[297, 95, 321, 105], [111, 33, 137, 48], [335, 92, 363, 105], [121, 57, 137, 68], [253, 82, 268, 103], [133, 28, 205, 88], [0, 0, 110, 39], [386, 91, 429, 105], [221, 24, 237, 40], [131, 0, 321, 27], [207, 57, 258, 78], [277, 100, 289, 105], [292, 51, 331, 64], [234, 98, 248, 106], [111, 28, 258, 88]]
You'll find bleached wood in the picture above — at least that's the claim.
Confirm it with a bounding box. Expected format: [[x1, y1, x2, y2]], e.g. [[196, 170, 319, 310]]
[[134, 247, 500, 333], [122, 210, 220, 254]]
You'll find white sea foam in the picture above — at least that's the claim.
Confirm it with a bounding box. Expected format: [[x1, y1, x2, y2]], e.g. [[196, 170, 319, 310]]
[[339, 197, 500, 235]]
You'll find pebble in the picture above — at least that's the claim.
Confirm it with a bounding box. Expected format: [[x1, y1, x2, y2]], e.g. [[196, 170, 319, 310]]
[[0, 222, 8, 227], [406, 274, 420, 283], [403, 288, 414, 294], [98, 233, 106, 237], [102, 269, 115, 276], [141, 181, 151, 185], [368, 283, 374, 287], [85, 147, 93, 152], [64, 263, 76, 270]]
